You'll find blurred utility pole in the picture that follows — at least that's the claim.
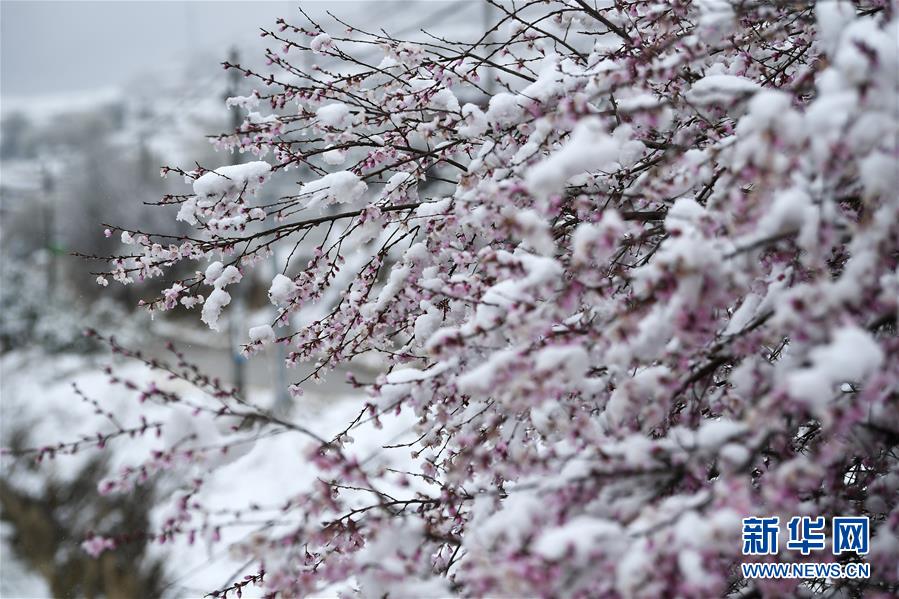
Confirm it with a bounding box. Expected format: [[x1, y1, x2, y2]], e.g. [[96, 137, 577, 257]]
[[40, 165, 57, 300], [225, 47, 248, 399], [483, 1, 496, 96]]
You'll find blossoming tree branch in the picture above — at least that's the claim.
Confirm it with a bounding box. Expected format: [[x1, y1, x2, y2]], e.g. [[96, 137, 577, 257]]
[[30, 0, 899, 596]]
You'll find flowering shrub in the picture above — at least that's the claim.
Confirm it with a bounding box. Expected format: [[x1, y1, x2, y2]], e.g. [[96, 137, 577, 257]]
[[27, 1, 899, 596]]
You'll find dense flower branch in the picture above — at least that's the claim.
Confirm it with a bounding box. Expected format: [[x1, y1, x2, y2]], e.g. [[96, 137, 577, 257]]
[[12, 0, 899, 596]]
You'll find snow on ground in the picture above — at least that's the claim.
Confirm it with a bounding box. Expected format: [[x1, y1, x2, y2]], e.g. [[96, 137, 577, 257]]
[[0, 344, 421, 597]]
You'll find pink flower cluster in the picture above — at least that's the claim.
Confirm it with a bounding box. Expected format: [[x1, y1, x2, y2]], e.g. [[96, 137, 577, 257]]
[[78, 1, 899, 597]]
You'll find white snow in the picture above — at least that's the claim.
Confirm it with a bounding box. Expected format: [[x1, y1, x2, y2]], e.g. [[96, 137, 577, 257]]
[[248, 324, 276, 345], [534, 344, 589, 379], [322, 148, 347, 165], [723, 294, 762, 335], [310, 32, 332, 54], [409, 79, 460, 112], [526, 118, 620, 200], [695, 419, 747, 449], [384, 171, 416, 196], [485, 92, 524, 127], [520, 54, 567, 103], [203, 261, 224, 286], [377, 55, 398, 70], [363, 265, 411, 317], [788, 326, 884, 411], [459, 103, 488, 138], [225, 93, 260, 109], [213, 265, 242, 289], [604, 366, 672, 428], [509, 208, 555, 255], [0, 341, 417, 598], [193, 161, 271, 197], [571, 210, 625, 266], [534, 516, 622, 559], [456, 348, 518, 393], [176, 197, 198, 225], [815, 0, 855, 57], [201, 288, 231, 331], [413, 302, 442, 346], [749, 187, 818, 253], [316, 103, 352, 129], [299, 171, 368, 207], [414, 198, 452, 218], [268, 274, 297, 306], [696, 0, 736, 41], [687, 74, 759, 104], [859, 152, 898, 199]]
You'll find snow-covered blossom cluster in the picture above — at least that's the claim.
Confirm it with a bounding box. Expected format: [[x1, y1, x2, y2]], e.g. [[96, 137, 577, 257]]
[[72, 1, 899, 596]]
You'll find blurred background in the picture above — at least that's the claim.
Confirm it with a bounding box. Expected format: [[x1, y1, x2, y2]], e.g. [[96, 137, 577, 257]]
[[0, 1, 484, 596]]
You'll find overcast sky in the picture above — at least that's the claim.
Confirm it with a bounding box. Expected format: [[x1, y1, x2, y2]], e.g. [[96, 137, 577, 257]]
[[1, 1, 473, 98], [0, 2, 301, 96]]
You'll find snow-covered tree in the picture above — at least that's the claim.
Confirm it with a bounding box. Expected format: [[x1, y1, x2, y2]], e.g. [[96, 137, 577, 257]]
[[21, 1, 899, 596]]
